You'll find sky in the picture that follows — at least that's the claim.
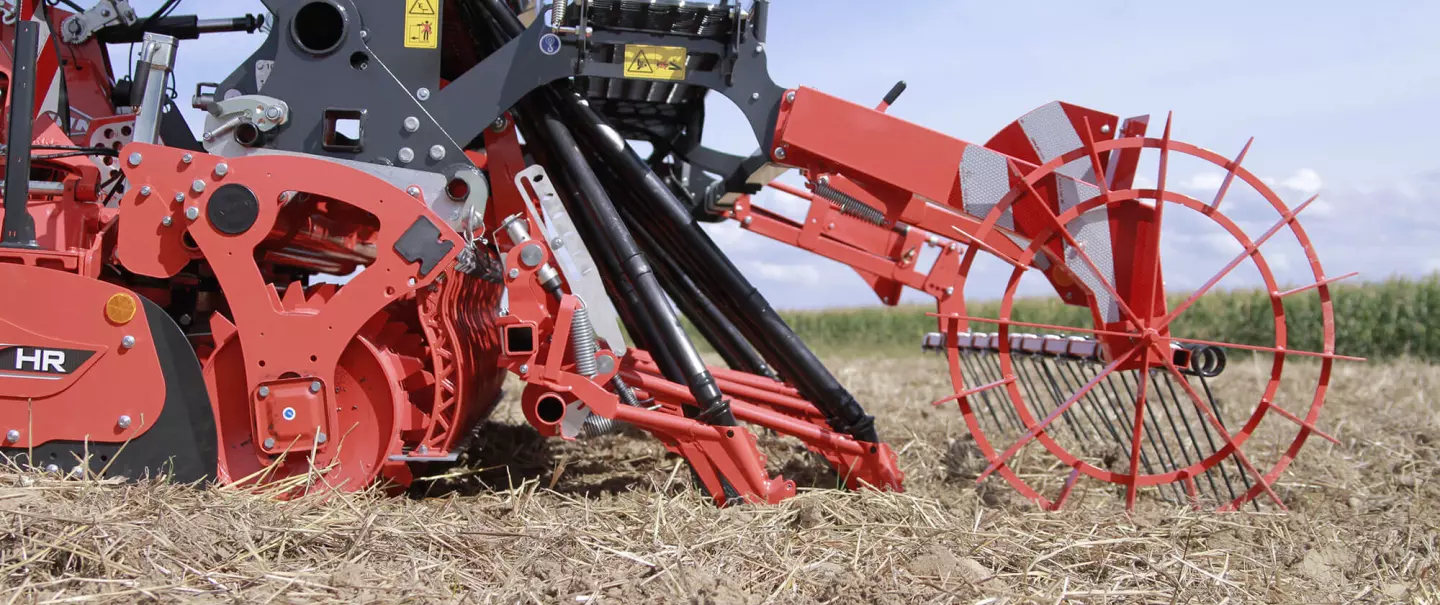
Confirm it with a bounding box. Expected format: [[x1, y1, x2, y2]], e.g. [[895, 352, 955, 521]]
[[115, 0, 1440, 310]]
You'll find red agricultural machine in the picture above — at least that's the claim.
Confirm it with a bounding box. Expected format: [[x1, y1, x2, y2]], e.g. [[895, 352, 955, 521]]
[[0, 0, 1354, 510]]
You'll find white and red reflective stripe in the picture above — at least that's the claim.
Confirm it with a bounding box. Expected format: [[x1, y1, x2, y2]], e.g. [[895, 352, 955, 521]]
[[17, 0, 66, 122]]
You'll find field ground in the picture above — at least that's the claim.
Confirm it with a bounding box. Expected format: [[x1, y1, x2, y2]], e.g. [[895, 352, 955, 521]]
[[1, 354, 1437, 603]]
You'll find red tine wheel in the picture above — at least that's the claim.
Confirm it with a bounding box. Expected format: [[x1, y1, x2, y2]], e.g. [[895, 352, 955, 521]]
[[935, 116, 1358, 511]]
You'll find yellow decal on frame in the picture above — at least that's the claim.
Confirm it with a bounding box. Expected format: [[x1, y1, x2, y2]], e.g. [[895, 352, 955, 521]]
[[405, 0, 438, 49], [622, 44, 686, 81]]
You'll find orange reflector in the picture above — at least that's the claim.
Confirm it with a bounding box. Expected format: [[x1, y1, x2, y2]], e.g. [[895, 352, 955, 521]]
[[105, 293, 138, 325]]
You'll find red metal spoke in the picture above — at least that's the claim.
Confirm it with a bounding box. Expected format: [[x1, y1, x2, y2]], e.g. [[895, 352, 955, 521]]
[[1275, 271, 1359, 298], [1156, 193, 1321, 332], [1079, 117, 1112, 193], [948, 225, 1028, 270], [932, 376, 1016, 407], [1166, 334, 1365, 362], [1146, 113, 1173, 328], [1183, 475, 1202, 511], [1154, 349, 1288, 509], [1210, 137, 1254, 212], [1050, 465, 1083, 511], [926, 311, 1136, 340], [1259, 399, 1342, 445], [1125, 346, 1154, 510], [768, 180, 812, 201], [1007, 159, 1146, 331], [976, 346, 1139, 482]]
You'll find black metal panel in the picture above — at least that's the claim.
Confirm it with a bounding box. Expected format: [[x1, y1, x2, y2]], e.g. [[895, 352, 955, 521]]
[[2, 21, 40, 248]]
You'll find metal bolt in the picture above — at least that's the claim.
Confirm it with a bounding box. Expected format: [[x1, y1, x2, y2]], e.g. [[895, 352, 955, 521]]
[[927, 234, 940, 246], [257, 386, 270, 398], [406, 185, 421, 197], [398, 147, 415, 164], [161, 216, 173, 227], [773, 146, 787, 160], [182, 153, 193, 164], [278, 191, 295, 203], [185, 207, 199, 221], [174, 192, 186, 204], [264, 106, 283, 121], [418, 444, 429, 454], [310, 380, 323, 393], [507, 268, 520, 279], [755, 43, 764, 54], [191, 179, 206, 194], [45, 464, 59, 473], [945, 286, 955, 296], [551, 237, 564, 249], [139, 185, 152, 196], [491, 116, 507, 131], [742, 216, 753, 226], [360, 29, 369, 40], [827, 222, 835, 230], [403, 116, 420, 133], [948, 243, 958, 252], [518, 364, 529, 375], [316, 432, 328, 444], [818, 175, 829, 185], [128, 152, 142, 167], [121, 335, 136, 349], [263, 437, 276, 449], [429, 145, 446, 161], [750, 92, 760, 101], [416, 87, 431, 101], [214, 163, 229, 177], [408, 277, 417, 287], [785, 91, 796, 103], [5, 429, 18, 443], [117, 415, 132, 429], [1100, 124, 1112, 135]]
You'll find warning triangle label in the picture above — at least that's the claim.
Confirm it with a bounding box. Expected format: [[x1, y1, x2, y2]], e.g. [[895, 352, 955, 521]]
[[407, 0, 436, 15], [628, 50, 654, 74]]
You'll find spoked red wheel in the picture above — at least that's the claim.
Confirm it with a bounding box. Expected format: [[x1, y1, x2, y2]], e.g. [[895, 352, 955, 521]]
[[934, 116, 1359, 511]]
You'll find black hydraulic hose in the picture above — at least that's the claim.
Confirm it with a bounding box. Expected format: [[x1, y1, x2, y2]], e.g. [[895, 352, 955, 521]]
[[617, 196, 777, 379], [528, 109, 735, 425], [560, 96, 879, 444]]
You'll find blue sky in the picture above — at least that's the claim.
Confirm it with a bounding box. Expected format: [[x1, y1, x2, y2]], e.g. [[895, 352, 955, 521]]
[[123, 0, 1440, 309]]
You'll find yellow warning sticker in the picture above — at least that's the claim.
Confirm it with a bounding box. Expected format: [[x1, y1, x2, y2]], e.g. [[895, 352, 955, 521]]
[[622, 44, 686, 81], [404, 0, 438, 49]]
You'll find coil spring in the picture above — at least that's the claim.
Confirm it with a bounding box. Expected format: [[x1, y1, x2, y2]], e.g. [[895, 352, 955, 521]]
[[551, 0, 567, 27], [815, 180, 886, 226], [571, 305, 598, 378], [581, 376, 642, 437]]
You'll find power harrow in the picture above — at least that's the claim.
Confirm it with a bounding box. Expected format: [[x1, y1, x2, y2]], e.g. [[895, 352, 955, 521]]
[[0, 0, 1356, 510]]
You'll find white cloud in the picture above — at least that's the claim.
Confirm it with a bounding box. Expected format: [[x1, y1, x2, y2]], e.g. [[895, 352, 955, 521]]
[[747, 261, 821, 286], [1180, 172, 1226, 191], [1280, 168, 1324, 195]]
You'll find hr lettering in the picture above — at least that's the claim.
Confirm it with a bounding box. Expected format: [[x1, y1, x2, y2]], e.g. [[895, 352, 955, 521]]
[[13, 348, 66, 373]]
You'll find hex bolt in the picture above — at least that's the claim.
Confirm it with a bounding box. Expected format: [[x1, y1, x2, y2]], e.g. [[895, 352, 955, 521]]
[[5, 429, 18, 443], [182, 153, 193, 164], [785, 90, 796, 103], [263, 437, 276, 449], [174, 192, 186, 204], [429, 145, 446, 161], [743, 216, 753, 226], [1100, 124, 1112, 134], [398, 147, 415, 164], [403, 116, 420, 132], [139, 185, 152, 196], [406, 185, 421, 197], [191, 179, 206, 194], [128, 152, 142, 166], [773, 146, 787, 160], [518, 364, 529, 375], [416, 87, 431, 101], [264, 106, 282, 121], [310, 380, 323, 393], [417, 444, 429, 454], [161, 216, 173, 227], [551, 237, 564, 249], [121, 335, 136, 349], [507, 268, 520, 279], [944, 286, 955, 296], [315, 432, 328, 445], [214, 163, 229, 177], [185, 207, 199, 221], [492, 116, 507, 131], [408, 277, 417, 287], [257, 386, 270, 398], [750, 92, 760, 101], [827, 222, 835, 230], [948, 243, 958, 252], [755, 43, 764, 54], [117, 415, 132, 429], [45, 464, 59, 473]]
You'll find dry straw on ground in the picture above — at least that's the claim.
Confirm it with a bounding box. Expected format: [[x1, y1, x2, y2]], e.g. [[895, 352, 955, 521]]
[[2, 356, 1437, 603]]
